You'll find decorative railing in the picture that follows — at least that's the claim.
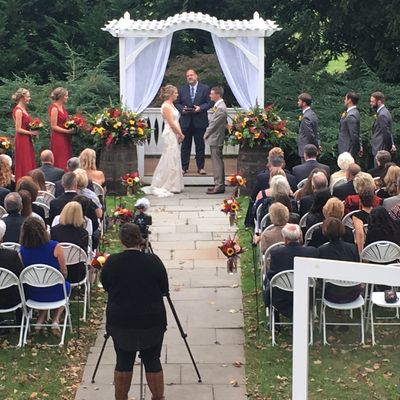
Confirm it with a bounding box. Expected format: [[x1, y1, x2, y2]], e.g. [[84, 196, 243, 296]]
[[141, 107, 239, 156]]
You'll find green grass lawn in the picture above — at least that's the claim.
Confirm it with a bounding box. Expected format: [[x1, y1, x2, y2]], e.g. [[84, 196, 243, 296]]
[[237, 198, 400, 400]]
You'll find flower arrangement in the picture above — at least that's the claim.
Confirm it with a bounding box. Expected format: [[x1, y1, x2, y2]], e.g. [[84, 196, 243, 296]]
[[0, 136, 11, 151], [218, 236, 245, 274], [225, 105, 287, 148], [64, 113, 88, 132], [221, 197, 240, 226], [91, 251, 110, 270], [29, 117, 45, 131], [112, 206, 134, 225], [226, 174, 246, 187], [121, 171, 143, 197], [90, 107, 151, 147]]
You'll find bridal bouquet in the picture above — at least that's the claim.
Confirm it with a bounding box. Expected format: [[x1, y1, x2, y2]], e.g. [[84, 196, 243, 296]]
[[226, 105, 287, 148], [221, 197, 240, 226], [218, 236, 245, 274], [90, 106, 151, 147]]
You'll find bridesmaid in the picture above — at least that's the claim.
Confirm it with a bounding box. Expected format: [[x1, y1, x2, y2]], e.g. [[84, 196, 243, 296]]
[[49, 87, 75, 171], [12, 88, 38, 182]]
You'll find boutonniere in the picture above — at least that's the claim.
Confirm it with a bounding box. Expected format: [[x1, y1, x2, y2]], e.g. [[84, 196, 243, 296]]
[[212, 106, 217, 113], [341, 111, 347, 119], [298, 115, 304, 121], [374, 113, 378, 120]]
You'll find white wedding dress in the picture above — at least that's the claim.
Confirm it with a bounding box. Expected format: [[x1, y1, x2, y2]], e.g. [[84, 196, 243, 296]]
[[145, 103, 184, 197]]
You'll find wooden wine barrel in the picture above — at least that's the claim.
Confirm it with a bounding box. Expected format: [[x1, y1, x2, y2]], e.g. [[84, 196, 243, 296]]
[[99, 142, 138, 195], [237, 145, 268, 196]]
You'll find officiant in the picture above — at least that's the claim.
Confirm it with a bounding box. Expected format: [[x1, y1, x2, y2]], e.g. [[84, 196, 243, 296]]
[[176, 69, 212, 175]]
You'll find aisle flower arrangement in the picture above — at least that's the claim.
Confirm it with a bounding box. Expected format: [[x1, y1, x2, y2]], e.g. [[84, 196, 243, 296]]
[[112, 206, 134, 225], [221, 197, 240, 226], [0, 136, 11, 151], [90, 107, 151, 146], [121, 171, 143, 197], [91, 251, 110, 270], [218, 236, 245, 274], [225, 105, 287, 148], [226, 173, 246, 196]]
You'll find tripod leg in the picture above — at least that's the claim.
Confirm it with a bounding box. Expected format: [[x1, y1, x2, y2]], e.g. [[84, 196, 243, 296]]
[[166, 294, 202, 383], [91, 333, 110, 383]]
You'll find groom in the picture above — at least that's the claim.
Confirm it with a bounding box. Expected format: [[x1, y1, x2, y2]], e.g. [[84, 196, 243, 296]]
[[204, 87, 228, 194], [176, 69, 212, 174]]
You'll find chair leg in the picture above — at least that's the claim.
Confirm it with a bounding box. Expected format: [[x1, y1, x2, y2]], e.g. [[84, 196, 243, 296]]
[[360, 306, 365, 345], [18, 311, 26, 347], [82, 284, 87, 322], [271, 307, 276, 346], [60, 307, 68, 346], [322, 305, 327, 345], [23, 309, 32, 345], [309, 308, 313, 345], [370, 304, 375, 346]]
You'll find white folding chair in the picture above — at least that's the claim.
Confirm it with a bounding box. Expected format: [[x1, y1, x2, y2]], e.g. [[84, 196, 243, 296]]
[[92, 182, 106, 236], [32, 201, 50, 219], [320, 279, 365, 345], [0, 268, 27, 347], [299, 212, 309, 229], [297, 178, 308, 190], [341, 210, 360, 230], [0, 242, 21, 252], [269, 270, 315, 346], [20, 264, 72, 346], [59, 243, 90, 321], [45, 181, 56, 196], [36, 191, 55, 208], [261, 241, 285, 288], [259, 213, 271, 233], [352, 224, 368, 245], [92, 181, 105, 198], [331, 178, 347, 194], [304, 222, 323, 245], [254, 204, 264, 234], [0, 205, 6, 218]]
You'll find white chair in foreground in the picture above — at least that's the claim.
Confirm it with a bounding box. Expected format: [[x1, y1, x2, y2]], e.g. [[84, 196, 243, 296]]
[[0, 268, 27, 347], [269, 270, 315, 346], [320, 279, 365, 345], [0, 242, 21, 252], [60, 243, 90, 321], [360, 241, 400, 264], [20, 264, 72, 346]]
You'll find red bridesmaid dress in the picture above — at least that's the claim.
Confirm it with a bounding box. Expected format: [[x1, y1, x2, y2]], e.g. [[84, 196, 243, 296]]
[[49, 103, 71, 171], [13, 105, 36, 182]]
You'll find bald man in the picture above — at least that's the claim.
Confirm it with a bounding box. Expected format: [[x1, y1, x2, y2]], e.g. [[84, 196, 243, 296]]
[[37, 149, 64, 183]]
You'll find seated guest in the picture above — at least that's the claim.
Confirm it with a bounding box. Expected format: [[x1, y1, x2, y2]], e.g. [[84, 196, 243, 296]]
[[2, 192, 25, 243], [255, 168, 287, 202], [263, 224, 318, 318], [38, 149, 64, 183], [292, 144, 330, 183], [294, 168, 328, 201], [79, 148, 105, 187], [368, 150, 391, 178], [54, 157, 80, 197], [318, 218, 361, 303], [0, 158, 11, 205], [383, 175, 400, 211], [20, 217, 69, 335], [74, 168, 103, 218], [308, 198, 354, 247], [18, 190, 44, 222], [0, 220, 24, 322], [365, 206, 400, 247], [51, 201, 89, 283], [332, 163, 360, 201], [271, 193, 300, 223], [299, 171, 328, 217], [374, 161, 396, 191], [352, 188, 375, 253], [329, 152, 354, 191], [28, 168, 46, 191], [344, 172, 382, 215], [16, 176, 46, 221], [259, 202, 289, 254], [304, 188, 331, 230], [379, 165, 400, 199]]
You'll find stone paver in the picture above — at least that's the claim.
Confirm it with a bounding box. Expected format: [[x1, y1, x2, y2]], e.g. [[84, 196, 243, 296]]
[[75, 187, 246, 400]]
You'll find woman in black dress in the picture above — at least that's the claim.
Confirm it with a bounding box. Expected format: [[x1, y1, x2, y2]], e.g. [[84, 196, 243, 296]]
[[101, 223, 169, 400]]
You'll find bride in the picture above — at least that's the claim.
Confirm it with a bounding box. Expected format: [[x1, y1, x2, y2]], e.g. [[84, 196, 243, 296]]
[[145, 85, 185, 197]]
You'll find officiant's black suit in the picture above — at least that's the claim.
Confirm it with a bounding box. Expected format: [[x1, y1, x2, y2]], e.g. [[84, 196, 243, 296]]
[[176, 83, 212, 171]]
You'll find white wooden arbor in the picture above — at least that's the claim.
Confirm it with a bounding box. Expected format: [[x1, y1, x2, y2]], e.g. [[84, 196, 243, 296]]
[[102, 11, 280, 179]]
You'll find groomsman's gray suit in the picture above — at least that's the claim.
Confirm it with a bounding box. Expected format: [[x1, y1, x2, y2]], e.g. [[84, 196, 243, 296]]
[[371, 106, 394, 157], [204, 100, 228, 191], [298, 108, 320, 160], [338, 107, 361, 157]]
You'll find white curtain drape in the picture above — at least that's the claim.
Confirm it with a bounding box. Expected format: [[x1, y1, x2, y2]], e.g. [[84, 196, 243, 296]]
[[211, 34, 259, 109], [124, 34, 173, 113]]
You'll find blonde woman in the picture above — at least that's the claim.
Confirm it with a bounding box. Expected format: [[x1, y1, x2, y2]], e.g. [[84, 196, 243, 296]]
[[74, 168, 102, 218], [383, 165, 400, 197], [49, 87, 75, 170], [50, 201, 88, 283], [79, 148, 105, 187], [144, 85, 185, 197]]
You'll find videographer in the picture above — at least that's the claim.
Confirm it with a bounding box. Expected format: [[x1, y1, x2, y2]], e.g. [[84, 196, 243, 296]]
[[101, 223, 168, 400]]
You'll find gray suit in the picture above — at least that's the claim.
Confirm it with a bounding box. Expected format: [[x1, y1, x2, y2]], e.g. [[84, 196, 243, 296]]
[[383, 194, 400, 211], [338, 107, 361, 157], [298, 108, 320, 158], [204, 100, 227, 190], [371, 106, 394, 157]]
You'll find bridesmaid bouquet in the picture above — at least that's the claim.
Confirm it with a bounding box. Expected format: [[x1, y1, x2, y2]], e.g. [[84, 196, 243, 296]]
[[218, 236, 245, 274], [28, 117, 45, 131], [64, 113, 88, 132], [91, 251, 110, 270]]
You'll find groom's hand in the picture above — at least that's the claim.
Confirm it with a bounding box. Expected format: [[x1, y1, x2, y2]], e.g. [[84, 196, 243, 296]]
[[194, 105, 201, 113]]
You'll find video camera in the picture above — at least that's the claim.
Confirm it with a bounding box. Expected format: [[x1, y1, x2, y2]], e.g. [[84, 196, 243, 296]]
[[134, 198, 152, 239]]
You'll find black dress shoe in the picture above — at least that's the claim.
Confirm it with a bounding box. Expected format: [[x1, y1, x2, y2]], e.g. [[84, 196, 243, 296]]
[[206, 187, 225, 194]]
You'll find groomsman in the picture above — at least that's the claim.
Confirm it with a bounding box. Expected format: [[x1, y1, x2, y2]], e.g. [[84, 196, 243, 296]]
[[176, 69, 212, 175], [297, 93, 320, 163], [370, 91, 396, 165], [204, 87, 227, 194], [338, 91, 362, 158]]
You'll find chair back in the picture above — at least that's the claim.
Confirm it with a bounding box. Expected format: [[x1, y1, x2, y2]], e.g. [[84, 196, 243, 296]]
[[264, 223, 275, 232], [304, 222, 323, 245], [342, 210, 360, 229], [92, 181, 105, 198], [45, 181, 56, 195], [0, 242, 21, 251], [20, 264, 65, 288], [0, 206, 6, 218], [297, 178, 308, 190], [299, 212, 309, 228], [360, 241, 400, 264], [260, 213, 271, 233], [32, 202, 50, 219], [331, 178, 347, 194], [270, 270, 294, 292], [59, 243, 88, 265], [263, 241, 285, 272], [0, 267, 19, 291], [36, 191, 55, 207]]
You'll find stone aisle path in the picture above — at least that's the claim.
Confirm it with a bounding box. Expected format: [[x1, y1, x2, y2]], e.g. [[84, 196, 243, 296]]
[[75, 187, 247, 400]]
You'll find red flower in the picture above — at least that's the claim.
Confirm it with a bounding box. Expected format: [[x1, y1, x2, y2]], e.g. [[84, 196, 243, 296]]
[[112, 109, 121, 118], [106, 134, 114, 146]]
